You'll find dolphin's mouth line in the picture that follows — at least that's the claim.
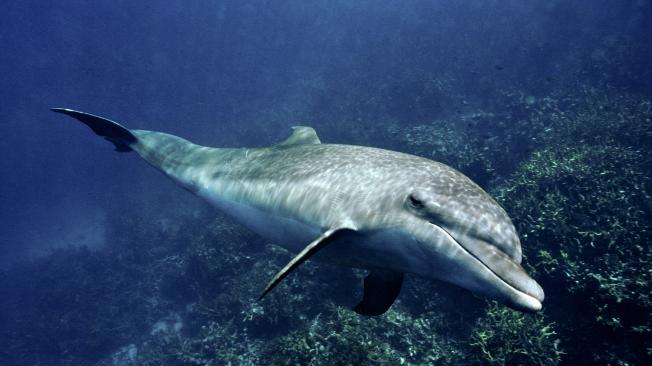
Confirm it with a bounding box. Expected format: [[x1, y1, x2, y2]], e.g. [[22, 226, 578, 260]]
[[431, 223, 542, 307]]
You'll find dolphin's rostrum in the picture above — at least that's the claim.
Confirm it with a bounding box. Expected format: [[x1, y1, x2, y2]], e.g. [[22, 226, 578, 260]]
[[51, 108, 544, 315]]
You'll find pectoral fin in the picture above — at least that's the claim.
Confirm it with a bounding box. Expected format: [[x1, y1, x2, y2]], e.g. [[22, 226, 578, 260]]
[[354, 269, 404, 316], [258, 227, 356, 300]]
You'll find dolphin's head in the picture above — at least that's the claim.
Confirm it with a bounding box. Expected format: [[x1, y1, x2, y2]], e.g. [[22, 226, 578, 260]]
[[399, 169, 544, 312]]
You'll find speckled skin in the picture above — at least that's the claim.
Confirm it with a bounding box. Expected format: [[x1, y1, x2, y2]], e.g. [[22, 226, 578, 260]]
[[129, 127, 544, 312]]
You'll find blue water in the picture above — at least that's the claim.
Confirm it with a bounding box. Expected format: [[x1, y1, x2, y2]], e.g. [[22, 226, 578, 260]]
[[1, 1, 650, 365]]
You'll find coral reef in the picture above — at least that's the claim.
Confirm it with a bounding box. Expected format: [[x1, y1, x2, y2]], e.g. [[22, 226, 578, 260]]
[[491, 90, 652, 364], [259, 305, 464, 366], [470, 302, 562, 366], [131, 320, 262, 366]]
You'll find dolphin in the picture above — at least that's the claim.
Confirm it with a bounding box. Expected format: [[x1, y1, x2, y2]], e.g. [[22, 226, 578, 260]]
[[51, 108, 544, 315]]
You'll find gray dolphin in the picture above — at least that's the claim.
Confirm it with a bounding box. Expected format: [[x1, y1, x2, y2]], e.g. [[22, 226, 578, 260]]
[[51, 108, 544, 315]]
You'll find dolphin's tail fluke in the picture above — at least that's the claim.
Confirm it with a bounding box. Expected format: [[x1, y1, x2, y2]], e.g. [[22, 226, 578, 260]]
[[51, 108, 138, 152]]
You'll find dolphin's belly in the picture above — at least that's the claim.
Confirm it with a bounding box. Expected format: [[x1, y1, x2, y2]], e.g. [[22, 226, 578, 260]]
[[197, 189, 420, 271], [320, 230, 429, 273], [198, 189, 320, 252], [200, 187, 428, 275]]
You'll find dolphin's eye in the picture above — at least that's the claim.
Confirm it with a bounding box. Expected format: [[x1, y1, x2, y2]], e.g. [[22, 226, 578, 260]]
[[407, 194, 425, 209]]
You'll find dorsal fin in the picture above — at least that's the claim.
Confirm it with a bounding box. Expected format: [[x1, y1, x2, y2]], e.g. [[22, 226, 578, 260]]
[[276, 126, 321, 147]]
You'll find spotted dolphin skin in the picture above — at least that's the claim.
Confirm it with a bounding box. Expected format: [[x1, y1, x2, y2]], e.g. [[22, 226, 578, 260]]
[[51, 108, 544, 315]]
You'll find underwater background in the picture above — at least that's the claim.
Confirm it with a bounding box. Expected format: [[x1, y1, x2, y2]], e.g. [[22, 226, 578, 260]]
[[1, 0, 651, 365]]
